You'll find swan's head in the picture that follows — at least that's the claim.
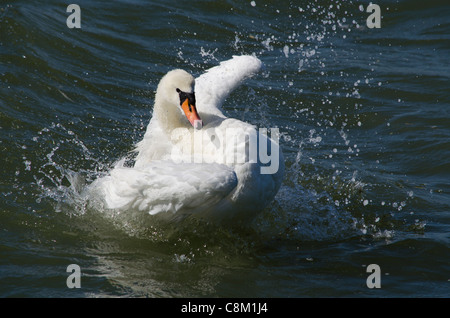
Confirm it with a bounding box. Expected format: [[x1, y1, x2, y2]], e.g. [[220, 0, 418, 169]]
[[155, 69, 202, 130]]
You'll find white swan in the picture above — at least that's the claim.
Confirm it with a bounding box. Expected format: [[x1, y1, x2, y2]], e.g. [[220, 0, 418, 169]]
[[91, 55, 284, 223]]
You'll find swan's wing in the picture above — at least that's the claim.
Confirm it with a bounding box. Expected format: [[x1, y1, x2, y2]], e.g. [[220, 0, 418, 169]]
[[195, 55, 262, 115], [90, 160, 238, 218]]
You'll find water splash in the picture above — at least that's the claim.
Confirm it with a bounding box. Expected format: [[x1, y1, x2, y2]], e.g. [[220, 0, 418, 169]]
[[12, 0, 426, 247]]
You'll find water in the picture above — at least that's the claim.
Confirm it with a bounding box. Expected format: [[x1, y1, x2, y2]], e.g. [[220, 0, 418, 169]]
[[1, 0, 449, 297]]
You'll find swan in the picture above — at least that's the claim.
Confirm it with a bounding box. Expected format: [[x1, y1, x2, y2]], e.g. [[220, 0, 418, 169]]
[[90, 55, 284, 223]]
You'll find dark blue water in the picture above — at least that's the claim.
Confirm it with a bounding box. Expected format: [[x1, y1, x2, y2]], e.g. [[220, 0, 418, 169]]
[[1, 0, 449, 297]]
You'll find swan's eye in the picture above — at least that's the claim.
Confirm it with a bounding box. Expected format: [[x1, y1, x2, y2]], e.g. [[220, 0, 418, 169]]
[[176, 88, 196, 112]]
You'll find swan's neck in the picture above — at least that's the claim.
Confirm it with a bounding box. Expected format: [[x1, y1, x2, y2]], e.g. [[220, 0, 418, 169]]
[[153, 96, 189, 134]]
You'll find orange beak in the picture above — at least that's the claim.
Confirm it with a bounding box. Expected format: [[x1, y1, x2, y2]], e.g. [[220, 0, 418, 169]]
[[177, 89, 202, 129]]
